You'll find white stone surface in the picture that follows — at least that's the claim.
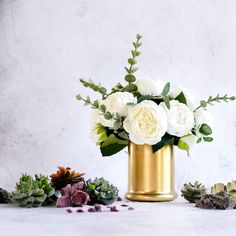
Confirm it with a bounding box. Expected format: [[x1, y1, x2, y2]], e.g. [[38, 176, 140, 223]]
[[0, 0, 236, 195], [0, 199, 236, 236]]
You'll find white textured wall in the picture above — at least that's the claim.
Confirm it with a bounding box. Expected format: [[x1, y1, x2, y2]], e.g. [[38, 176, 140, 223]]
[[0, 0, 235, 194]]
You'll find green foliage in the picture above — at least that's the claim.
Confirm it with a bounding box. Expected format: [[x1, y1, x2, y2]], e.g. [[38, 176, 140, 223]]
[[175, 91, 187, 105], [181, 181, 206, 203], [79, 78, 107, 99], [152, 134, 174, 153], [11, 174, 55, 208], [84, 177, 118, 205], [123, 34, 142, 91], [100, 134, 128, 156], [195, 94, 235, 111], [199, 124, 212, 136], [178, 139, 189, 150]]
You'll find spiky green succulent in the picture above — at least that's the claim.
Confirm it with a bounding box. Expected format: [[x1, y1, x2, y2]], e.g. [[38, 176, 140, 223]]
[[11, 174, 55, 207], [84, 177, 118, 205], [0, 188, 11, 204], [181, 181, 206, 203]]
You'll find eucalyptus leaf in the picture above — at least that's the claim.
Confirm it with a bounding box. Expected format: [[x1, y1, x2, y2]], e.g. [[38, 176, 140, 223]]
[[199, 124, 212, 136], [175, 91, 187, 105], [161, 82, 170, 96]]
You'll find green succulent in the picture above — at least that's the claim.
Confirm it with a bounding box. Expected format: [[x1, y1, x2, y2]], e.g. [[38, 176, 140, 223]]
[[211, 183, 225, 195], [181, 181, 206, 203], [226, 181, 236, 199], [84, 177, 118, 205], [11, 174, 55, 207]]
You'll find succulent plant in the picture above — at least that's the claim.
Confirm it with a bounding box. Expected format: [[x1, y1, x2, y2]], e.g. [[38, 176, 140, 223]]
[[56, 181, 89, 208], [0, 188, 11, 204], [195, 192, 236, 210], [211, 183, 225, 195], [11, 174, 55, 207], [181, 181, 206, 203], [226, 180, 236, 199], [84, 177, 118, 205], [50, 167, 85, 190]]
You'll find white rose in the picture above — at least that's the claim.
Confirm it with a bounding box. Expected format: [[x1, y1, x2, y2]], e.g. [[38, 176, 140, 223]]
[[161, 100, 194, 137], [136, 76, 165, 96], [194, 108, 214, 129], [123, 100, 167, 145], [168, 84, 196, 110]]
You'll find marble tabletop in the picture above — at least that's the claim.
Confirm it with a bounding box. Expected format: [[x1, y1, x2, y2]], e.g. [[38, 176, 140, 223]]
[[0, 198, 235, 236]]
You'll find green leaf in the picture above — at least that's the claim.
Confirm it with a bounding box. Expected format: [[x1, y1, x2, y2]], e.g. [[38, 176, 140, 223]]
[[152, 134, 174, 153], [199, 124, 212, 136], [125, 74, 136, 83], [76, 94, 82, 100], [99, 133, 108, 142], [113, 120, 122, 130], [118, 131, 129, 140], [100, 104, 106, 113], [104, 111, 113, 120], [161, 82, 170, 96], [100, 134, 128, 156], [203, 137, 213, 142], [99, 87, 107, 94], [125, 84, 138, 92], [124, 66, 130, 73], [200, 100, 207, 108], [93, 100, 99, 108], [175, 91, 187, 105], [163, 96, 170, 109], [178, 139, 190, 150], [128, 58, 136, 65]]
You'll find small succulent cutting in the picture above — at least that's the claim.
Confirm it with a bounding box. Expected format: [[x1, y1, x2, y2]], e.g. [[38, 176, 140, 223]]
[[226, 180, 236, 198], [181, 181, 206, 203], [0, 187, 11, 204], [84, 177, 118, 205], [50, 166, 85, 190], [11, 174, 55, 207]]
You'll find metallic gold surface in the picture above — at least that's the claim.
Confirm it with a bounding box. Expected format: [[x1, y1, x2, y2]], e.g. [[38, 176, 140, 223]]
[[125, 142, 177, 202]]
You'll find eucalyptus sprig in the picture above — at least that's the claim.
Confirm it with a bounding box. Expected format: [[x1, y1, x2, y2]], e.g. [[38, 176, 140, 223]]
[[76, 94, 123, 130], [195, 94, 235, 111], [79, 78, 107, 99]]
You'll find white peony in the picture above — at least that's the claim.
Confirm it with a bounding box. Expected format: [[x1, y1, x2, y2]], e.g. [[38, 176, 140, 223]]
[[136, 76, 165, 96], [194, 108, 214, 129], [103, 91, 136, 114], [89, 111, 107, 143], [168, 84, 196, 110], [123, 100, 167, 145], [161, 100, 194, 137]]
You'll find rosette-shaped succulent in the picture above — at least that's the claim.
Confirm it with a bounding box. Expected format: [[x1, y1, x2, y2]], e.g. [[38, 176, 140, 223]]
[[211, 183, 225, 195], [181, 181, 206, 203], [226, 181, 236, 199], [84, 177, 118, 205], [56, 181, 89, 208], [50, 167, 85, 190], [0, 188, 11, 204], [11, 174, 55, 207]]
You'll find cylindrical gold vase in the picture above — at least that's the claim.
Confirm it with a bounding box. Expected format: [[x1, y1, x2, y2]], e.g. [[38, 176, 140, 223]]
[[125, 142, 177, 201]]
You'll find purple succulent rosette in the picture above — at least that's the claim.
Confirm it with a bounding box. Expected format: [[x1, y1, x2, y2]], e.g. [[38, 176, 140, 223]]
[[56, 181, 89, 208]]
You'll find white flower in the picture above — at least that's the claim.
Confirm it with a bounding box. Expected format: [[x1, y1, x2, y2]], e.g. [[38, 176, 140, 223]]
[[168, 84, 196, 110], [178, 134, 198, 150], [102, 92, 137, 122], [194, 108, 214, 129], [161, 100, 194, 137], [123, 100, 167, 145], [89, 111, 107, 143], [136, 76, 165, 96]]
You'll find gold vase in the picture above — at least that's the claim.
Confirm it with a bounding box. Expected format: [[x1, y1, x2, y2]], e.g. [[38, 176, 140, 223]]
[[125, 142, 177, 202]]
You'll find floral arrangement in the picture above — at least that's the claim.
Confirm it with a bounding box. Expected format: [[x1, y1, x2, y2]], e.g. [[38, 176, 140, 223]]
[[76, 34, 235, 156]]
